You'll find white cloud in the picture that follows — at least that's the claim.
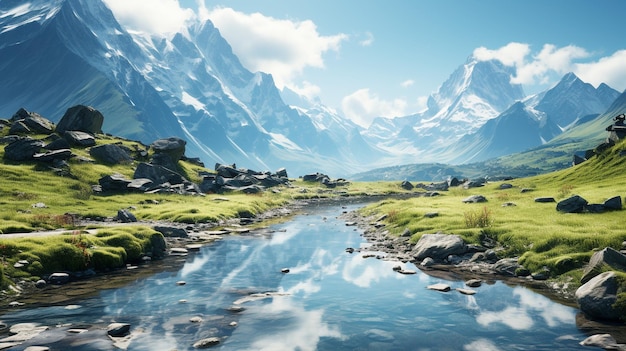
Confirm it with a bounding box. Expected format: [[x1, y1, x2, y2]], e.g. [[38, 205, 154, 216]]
[[473, 42, 530, 67], [341, 88, 408, 128], [574, 50, 626, 92], [473, 42, 591, 87], [103, 0, 194, 35], [199, 5, 347, 90], [289, 81, 322, 101], [513, 44, 589, 85], [401, 79, 414, 88], [360, 31, 374, 46]]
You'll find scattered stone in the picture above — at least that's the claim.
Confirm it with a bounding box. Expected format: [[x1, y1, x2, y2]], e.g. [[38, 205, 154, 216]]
[[534, 197, 556, 203], [89, 144, 132, 164], [193, 337, 220, 349], [556, 195, 588, 213], [24, 346, 51, 351], [63, 130, 96, 147], [169, 248, 189, 256], [281, 268, 290, 273], [190, 316, 203, 323], [579, 334, 623, 349], [227, 306, 245, 313], [48, 272, 70, 285], [520, 188, 534, 193], [3, 137, 45, 161], [154, 226, 188, 238], [581, 247, 626, 284], [501, 202, 517, 207], [465, 279, 482, 288], [345, 247, 355, 254], [400, 180, 414, 190], [116, 209, 137, 223], [412, 233, 467, 261], [603, 196, 623, 211], [176, 281, 186, 286], [462, 195, 487, 203], [424, 212, 438, 218], [427, 283, 451, 292], [455, 288, 476, 295], [56, 105, 104, 134], [498, 183, 513, 190], [397, 269, 416, 275], [493, 258, 522, 276], [420, 257, 435, 267], [576, 271, 621, 321], [35, 280, 46, 289], [107, 323, 131, 337]]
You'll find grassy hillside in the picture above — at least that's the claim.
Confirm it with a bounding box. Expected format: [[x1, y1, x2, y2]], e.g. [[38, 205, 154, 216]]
[[359, 138, 626, 288]]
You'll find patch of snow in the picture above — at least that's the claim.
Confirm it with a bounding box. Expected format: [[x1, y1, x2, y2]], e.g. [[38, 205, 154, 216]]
[[181, 91, 205, 112], [269, 133, 303, 152]]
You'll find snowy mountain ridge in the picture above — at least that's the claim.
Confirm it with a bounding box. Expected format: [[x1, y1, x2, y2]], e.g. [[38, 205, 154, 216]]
[[0, 0, 621, 177]]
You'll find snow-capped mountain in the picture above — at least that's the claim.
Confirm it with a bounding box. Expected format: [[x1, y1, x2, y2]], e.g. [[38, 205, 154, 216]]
[[0, 0, 375, 176], [363, 58, 526, 163], [443, 73, 620, 163], [0, 0, 620, 178]]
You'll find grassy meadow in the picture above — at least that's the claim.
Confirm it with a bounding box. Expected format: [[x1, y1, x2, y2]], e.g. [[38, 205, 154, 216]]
[[360, 138, 626, 285], [0, 128, 624, 300]]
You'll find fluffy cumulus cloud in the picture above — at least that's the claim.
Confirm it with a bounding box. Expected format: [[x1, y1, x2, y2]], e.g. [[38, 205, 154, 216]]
[[471, 41, 626, 91], [199, 5, 347, 89], [575, 50, 626, 92], [103, 0, 194, 35], [341, 89, 408, 128]]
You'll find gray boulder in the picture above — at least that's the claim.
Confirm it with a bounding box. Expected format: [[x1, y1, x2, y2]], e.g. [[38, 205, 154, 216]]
[[134, 162, 186, 185], [99, 174, 133, 192], [32, 149, 73, 162], [576, 271, 621, 321], [581, 247, 626, 284], [89, 144, 132, 164], [63, 131, 96, 147], [107, 323, 131, 337], [117, 209, 137, 223], [412, 233, 467, 261], [56, 105, 104, 134], [44, 137, 71, 150], [493, 258, 523, 276], [462, 195, 487, 203], [401, 180, 414, 190], [10, 108, 55, 134], [151, 137, 186, 164], [3, 137, 45, 161], [153, 226, 188, 238], [556, 195, 588, 213], [604, 196, 623, 211], [534, 197, 556, 203]]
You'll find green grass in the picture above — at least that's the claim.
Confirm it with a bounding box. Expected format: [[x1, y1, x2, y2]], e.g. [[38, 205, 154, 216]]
[[360, 138, 626, 282], [0, 226, 164, 281]]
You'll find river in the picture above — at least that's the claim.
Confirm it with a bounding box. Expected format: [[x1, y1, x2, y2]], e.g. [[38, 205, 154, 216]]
[[0, 202, 610, 350]]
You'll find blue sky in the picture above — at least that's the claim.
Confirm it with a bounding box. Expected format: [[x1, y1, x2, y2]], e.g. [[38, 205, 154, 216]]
[[105, 0, 626, 127]]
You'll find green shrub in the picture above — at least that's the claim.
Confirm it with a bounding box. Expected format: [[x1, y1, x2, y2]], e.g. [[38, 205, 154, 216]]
[[91, 247, 126, 270], [99, 233, 143, 262], [464, 206, 493, 228]]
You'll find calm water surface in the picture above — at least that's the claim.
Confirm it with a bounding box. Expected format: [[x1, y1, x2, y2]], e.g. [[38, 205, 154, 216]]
[[0, 203, 600, 350]]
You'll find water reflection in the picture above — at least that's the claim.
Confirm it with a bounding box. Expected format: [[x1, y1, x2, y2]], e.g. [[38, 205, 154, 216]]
[[0, 204, 603, 350]]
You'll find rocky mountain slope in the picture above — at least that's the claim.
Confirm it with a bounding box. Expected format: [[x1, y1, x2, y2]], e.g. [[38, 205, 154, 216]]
[[0, 0, 621, 178]]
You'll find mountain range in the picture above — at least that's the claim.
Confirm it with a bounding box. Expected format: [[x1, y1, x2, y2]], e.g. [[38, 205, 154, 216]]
[[1, 0, 624, 178]]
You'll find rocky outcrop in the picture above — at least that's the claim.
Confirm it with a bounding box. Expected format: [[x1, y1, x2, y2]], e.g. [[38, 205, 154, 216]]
[[55, 105, 104, 134], [557, 195, 623, 214], [575, 271, 622, 321], [581, 247, 626, 284], [412, 233, 467, 261], [302, 172, 349, 188], [89, 144, 132, 164]]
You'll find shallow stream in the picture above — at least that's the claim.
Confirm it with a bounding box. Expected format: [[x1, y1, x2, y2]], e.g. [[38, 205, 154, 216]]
[[0, 202, 611, 350]]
